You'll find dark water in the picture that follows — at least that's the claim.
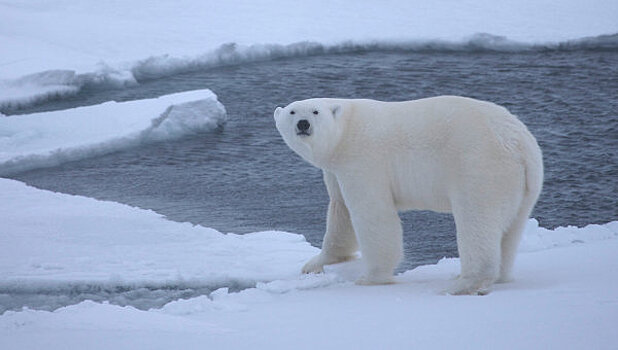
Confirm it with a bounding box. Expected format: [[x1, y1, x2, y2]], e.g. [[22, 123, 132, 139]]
[[0, 282, 249, 314], [8, 50, 618, 272]]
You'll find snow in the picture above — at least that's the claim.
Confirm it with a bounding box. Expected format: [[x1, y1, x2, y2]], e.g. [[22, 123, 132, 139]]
[[1, 0, 617, 109], [1, 178, 617, 349], [0, 89, 226, 175], [0, 178, 317, 293]]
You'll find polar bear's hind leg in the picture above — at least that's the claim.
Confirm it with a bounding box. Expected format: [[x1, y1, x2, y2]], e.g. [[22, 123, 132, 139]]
[[499, 165, 543, 282], [497, 207, 529, 283], [449, 206, 504, 295]]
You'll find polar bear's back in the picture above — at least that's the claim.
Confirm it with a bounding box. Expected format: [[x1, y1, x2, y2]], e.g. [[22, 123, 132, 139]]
[[340, 96, 534, 156], [346, 96, 512, 128], [336, 96, 542, 212]]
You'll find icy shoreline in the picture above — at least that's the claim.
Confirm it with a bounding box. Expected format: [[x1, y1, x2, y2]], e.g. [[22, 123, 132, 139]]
[[1, 177, 616, 304], [1, 177, 617, 348], [0, 178, 317, 296], [2, 34, 617, 112], [1, 0, 617, 111], [0, 177, 318, 314]]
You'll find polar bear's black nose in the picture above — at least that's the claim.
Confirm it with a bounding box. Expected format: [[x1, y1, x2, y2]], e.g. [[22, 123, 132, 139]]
[[297, 119, 311, 132]]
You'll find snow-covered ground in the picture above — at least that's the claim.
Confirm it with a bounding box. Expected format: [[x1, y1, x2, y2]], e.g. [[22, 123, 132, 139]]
[[1, 0, 617, 109], [1, 178, 617, 349], [0, 178, 316, 290]]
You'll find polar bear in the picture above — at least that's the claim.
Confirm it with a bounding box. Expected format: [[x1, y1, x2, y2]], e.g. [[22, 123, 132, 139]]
[[274, 96, 543, 295]]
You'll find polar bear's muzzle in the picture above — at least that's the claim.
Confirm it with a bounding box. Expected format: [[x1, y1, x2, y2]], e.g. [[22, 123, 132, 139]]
[[296, 119, 311, 136]]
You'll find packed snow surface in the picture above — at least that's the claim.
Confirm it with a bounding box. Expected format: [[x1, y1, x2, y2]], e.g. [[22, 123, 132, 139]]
[[0, 90, 226, 175], [0, 178, 617, 349], [0, 178, 316, 290], [1, 0, 617, 108]]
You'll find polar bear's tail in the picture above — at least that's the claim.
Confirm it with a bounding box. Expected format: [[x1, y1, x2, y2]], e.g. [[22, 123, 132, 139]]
[[499, 124, 544, 282], [521, 130, 544, 207]]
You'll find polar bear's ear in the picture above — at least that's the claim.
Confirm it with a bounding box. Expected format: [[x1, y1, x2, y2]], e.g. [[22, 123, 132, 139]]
[[330, 104, 342, 119], [274, 106, 283, 118]]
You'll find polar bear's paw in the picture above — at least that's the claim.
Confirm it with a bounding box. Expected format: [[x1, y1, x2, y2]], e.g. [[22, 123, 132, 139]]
[[301, 253, 358, 274], [446, 277, 493, 296], [301, 254, 327, 274], [355, 275, 395, 286], [355, 268, 395, 285]]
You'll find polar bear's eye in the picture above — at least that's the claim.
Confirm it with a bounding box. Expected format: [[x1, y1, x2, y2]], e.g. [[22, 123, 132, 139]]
[[313, 110, 319, 115], [290, 110, 295, 115]]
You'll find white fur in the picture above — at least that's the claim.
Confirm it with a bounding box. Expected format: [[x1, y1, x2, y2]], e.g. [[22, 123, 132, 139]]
[[274, 96, 543, 295]]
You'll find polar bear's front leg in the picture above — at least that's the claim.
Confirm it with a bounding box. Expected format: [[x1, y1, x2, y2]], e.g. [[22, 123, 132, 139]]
[[338, 177, 403, 285], [351, 208, 403, 285], [302, 171, 359, 274]]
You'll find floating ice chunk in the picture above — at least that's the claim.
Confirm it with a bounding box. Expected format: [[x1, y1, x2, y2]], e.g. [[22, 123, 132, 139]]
[[0, 89, 226, 175]]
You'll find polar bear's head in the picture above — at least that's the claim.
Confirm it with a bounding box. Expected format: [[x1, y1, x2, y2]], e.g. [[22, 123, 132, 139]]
[[274, 99, 344, 168]]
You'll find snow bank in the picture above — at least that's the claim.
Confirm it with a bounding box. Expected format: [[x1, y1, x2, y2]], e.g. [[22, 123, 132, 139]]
[[0, 178, 317, 304], [521, 218, 618, 252], [1, 0, 617, 109], [0, 90, 226, 175], [0, 69, 138, 110], [0, 177, 616, 349], [4, 34, 617, 111]]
